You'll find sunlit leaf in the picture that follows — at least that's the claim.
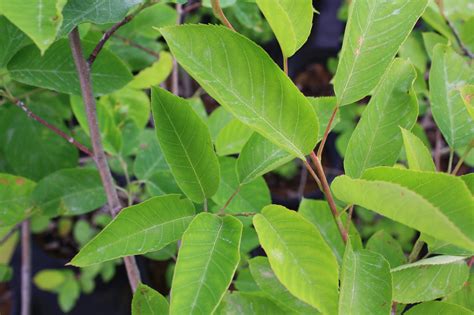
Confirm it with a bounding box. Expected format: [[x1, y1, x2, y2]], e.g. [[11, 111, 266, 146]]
[[132, 283, 169, 315], [0, 174, 35, 227]]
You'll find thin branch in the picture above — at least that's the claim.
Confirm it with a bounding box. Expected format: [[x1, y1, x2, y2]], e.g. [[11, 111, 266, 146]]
[[210, 0, 235, 31], [218, 186, 241, 215], [69, 28, 141, 292], [303, 160, 322, 191], [310, 152, 347, 243], [112, 34, 160, 59], [183, 1, 201, 14], [435, 0, 474, 58], [408, 236, 425, 263], [88, 1, 156, 65], [342, 205, 354, 241], [447, 148, 454, 173], [452, 142, 473, 175], [0, 223, 20, 245], [21, 220, 31, 315], [317, 105, 339, 159], [283, 56, 288, 75], [11, 98, 93, 156]]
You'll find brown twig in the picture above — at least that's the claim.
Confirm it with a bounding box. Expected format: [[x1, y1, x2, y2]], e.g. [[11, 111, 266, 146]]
[[210, 0, 235, 31], [309, 152, 347, 243], [21, 220, 31, 315], [12, 99, 93, 157], [317, 106, 339, 159], [0, 223, 20, 245], [112, 34, 160, 59], [452, 142, 473, 175], [88, 1, 157, 65], [218, 186, 241, 215], [435, 0, 473, 59], [303, 160, 323, 191], [183, 1, 201, 14], [69, 28, 141, 292]]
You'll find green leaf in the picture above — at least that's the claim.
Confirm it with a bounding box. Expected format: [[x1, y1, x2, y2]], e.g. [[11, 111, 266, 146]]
[[0, 264, 13, 282], [212, 157, 271, 216], [57, 277, 80, 312], [404, 301, 473, 315], [216, 292, 286, 315], [151, 87, 220, 203], [392, 256, 469, 303], [119, 3, 177, 39], [444, 270, 474, 311], [248, 257, 317, 314], [34, 269, 68, 291], [400, 127, 436, 171], [161, 24, 319, 159], [332, 167, 474, 251], [422, 31, 448, 59], [133, 132, 170, 180], [333, 0, 428, 105], [103, 88, 150, 129], [234, 268, 259, 292], [8, 39, 132, 96], [215, 119, 253, 156], [132, 283, 169, 315], [253, 205, 339, 314], [71, 95, 122, 155], [298, 199, 362, 265], [60, 0, 143, 35], [366, 230, 406, 268], [31, 168, 106, 217], [3, 106, 78, 180], [430, 44, 474, 149], [237, 133, 294, 185], [208, 107, 234, 142], [256, 0, 313, 57], [170, 213, 242, 315], [0, 174, 35, 227], [344, 58, 418, 178], [0, 0, 66, 53], [70, 195, 195, 267], [127, 52, 173, 89], [339, 242, 392, 315], [0, 16, 30, 68]]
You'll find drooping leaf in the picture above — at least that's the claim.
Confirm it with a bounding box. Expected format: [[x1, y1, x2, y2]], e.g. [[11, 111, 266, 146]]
[[70, 195, 195, 267], [237, 133, 294, 185], [366, 230, 406, 268], [253, 205, 339, 314], [127, 52, 173, 89], [151, 87, 220, 203], [333, 0, 428, 105], [211, 157, 271, 217], [392, 256, 469, 303], [170, 213, 242, 315], [216, 291, 286, 315], [298, 199, 362, 265], [215, 119, 253, 156], [344, 58, 418, 178], [332, 167, 474, 251], [404, 301, 472, 315], [60, 0, 143, 35], [256, 0, 313, 57], [430, 44, 474, 149], [0, 0, 66, 53], [3, 106, 78, 180], [161, 24, 319, 159], [31, 168, 106, 217], [400, 127, 436, 171], [0, 16, 30, 67], [248, 257, 318, 314], [0, 174, 36, 227], [132, 283, 169, 315], [339, 242, 392, 315], [8, 39, 132, 96]]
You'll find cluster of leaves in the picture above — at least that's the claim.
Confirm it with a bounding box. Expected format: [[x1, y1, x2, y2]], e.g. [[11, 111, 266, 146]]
[[0, 0, 473, 314]]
